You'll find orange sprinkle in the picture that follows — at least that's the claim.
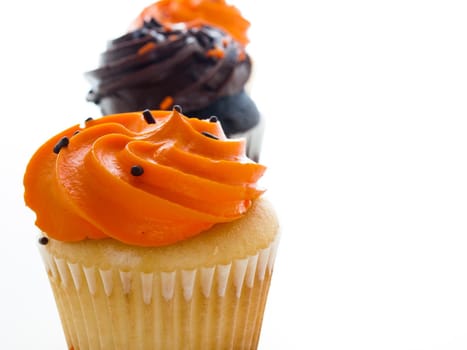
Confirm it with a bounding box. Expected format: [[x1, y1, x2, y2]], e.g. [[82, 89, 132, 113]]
[[206, 47, 225, 59], [159, 96, 174, 110], [222, 37, 230, 48], [137, 42, 156, 55], [237, 49, 246, 61]]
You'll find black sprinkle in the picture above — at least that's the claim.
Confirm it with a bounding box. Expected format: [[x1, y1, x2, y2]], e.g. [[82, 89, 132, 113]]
[[172, 105, 183, 113], [73, 130, 80, 136], [142, 109, 156, 124], [208, 116, 218, 123], [131, 165, 144, 176], [201, 131, 219, 140], [53, 137, 70, 154], [85, 117, 93, 122], [147, 18, 163, 28], [194, 28, 214, 48], [38, 236, 49, 245]]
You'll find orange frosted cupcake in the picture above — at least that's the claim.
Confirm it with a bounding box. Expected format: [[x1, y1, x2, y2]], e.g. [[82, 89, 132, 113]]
[[129, 0, 250, 46], [24, 107, 279, 349]]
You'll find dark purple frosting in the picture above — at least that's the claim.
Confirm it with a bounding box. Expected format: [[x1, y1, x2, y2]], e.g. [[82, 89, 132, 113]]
[[85, 19, 260, 135]]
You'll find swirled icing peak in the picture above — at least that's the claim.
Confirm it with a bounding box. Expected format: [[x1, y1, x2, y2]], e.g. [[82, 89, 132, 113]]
[[24, 109, 265, 247], [130, 0, 250, 45]]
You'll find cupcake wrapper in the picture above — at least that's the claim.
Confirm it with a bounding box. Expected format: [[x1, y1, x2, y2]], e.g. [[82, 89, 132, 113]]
[[38, 237, 279, 350], [230, 115, 265, 163]]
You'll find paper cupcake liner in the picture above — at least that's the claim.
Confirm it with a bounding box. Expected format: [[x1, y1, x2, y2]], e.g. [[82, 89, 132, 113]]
[[231, 114, 265, 163], [38, 237, 279, 350]]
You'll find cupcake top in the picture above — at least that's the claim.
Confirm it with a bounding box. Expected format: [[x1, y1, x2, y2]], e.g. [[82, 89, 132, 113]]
[[85, 19, 255, 132], [129, 0, 251, 46], [24, 108, 265, 247]]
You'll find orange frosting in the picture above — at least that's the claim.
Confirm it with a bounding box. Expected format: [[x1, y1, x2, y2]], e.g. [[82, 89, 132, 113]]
[[24, 110, 265, 247], [130, 0, 250, 46]]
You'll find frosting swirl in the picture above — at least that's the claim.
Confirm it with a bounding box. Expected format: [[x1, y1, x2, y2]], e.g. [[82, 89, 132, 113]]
[[129, 0, 251, 46], [24, 109, 265, 247], [85, 20, 258, 135]]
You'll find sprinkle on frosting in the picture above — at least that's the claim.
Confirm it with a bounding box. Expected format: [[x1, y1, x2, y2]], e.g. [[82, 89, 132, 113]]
[[208, 116, 218, 123], [238, 50, 247, 61], [38, 236, 49, 245], [145, 18, 162, 29], [137, 42, 157, 55], [172, 105, 183, 113], [131, 165, 145, 176], [142, 109, 156, 124], [160, 96, 174, 110], [206, 47, 225, 59], [201, 131, 219, 140], [53, 137, 69, 154], [222, 37, 230, 48]]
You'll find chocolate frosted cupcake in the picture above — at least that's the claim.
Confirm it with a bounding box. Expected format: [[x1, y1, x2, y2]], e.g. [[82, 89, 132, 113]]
[[85, 15, 263, 161]]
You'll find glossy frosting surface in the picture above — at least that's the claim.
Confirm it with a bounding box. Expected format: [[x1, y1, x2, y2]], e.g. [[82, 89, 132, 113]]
[[24, 110, 265, 247]]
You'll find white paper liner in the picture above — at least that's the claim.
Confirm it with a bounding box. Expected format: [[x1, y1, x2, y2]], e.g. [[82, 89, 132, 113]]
[[38, 237, 279, 350], [230, 114, 265, 163]]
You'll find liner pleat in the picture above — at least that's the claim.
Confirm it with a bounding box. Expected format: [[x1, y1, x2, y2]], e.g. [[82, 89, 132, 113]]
[[39, 238, 279, 350], [230, 115, 265, 162]]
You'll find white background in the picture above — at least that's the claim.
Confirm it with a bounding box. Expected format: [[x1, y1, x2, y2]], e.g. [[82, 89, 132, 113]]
[[1, 0, 467, 349]]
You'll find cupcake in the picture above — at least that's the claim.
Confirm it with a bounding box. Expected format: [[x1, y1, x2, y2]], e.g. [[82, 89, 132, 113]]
[[24, 108, 279, 349], [85, 0, 263, 161], [129, 0, 250, 46]]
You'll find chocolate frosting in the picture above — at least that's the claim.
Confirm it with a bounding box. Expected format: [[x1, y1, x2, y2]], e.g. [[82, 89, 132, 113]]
[[85, 20, 260, 135]]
